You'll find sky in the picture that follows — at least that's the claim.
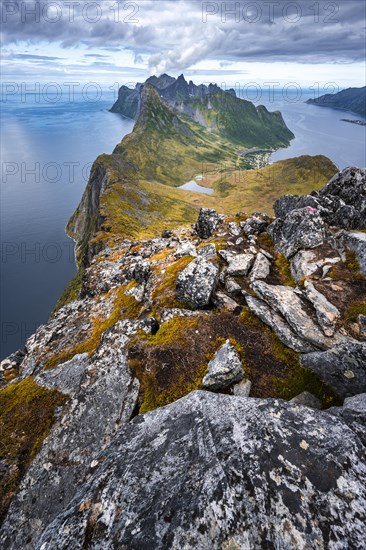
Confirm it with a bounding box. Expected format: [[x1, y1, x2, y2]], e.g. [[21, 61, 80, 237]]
[[1, 0, 365, 91]]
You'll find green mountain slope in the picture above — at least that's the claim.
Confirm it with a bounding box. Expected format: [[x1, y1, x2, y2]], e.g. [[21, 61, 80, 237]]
[[307, 86, 366, 117]]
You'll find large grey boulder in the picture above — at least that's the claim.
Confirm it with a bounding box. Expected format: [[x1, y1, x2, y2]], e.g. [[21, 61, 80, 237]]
[[268, 207, 327, 258], [202, 340, 244, 390], [34, 392, 366, 550], [274, 168, 366, 230], [176, 257, 219, 308], [300, 342, 366, 398], [194, 208, 224, 239]]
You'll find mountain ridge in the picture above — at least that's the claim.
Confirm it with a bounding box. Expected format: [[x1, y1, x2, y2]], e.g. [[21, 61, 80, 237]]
[[306, 86, 366, 117]]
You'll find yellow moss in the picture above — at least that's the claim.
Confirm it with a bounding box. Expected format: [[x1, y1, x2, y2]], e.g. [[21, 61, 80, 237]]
[[345, 250, 365, 280], [345, 299, 366, 321], [145, 317, 200, 347], [275, 254, 296, 287], [45, 284, 142, 370], [0, 377, 66, 521], [152, 255, 193, 309]]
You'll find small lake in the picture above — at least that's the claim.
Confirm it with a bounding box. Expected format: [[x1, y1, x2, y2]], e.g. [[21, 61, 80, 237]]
[[179, 176, 214, 195]]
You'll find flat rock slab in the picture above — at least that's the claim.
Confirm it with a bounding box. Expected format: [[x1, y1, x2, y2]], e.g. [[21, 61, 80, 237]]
[[304, 280, 340, 336], [252, 281, 343, 350], [300, 342, 366, 399], [35, 392, 366, 550]]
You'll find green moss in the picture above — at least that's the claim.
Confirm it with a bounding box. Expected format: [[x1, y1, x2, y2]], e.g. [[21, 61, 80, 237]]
[[144, 316, 200, 347], [345, 250, 365, 280], [345, 300, 366, 321], [0, 377, 66, 522], [151, 255, 193, 310], [275, 254, 296, 287], [271, 335, 340, 408], [52, 269, 83, 315]]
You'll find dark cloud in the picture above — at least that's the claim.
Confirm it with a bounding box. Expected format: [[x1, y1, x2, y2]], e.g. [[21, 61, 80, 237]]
[[1, 0, 365, 73]]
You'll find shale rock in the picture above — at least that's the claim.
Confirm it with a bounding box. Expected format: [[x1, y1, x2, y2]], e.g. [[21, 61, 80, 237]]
[[249, 251, 271, 281], [202, 340, 244, 389], [303, 280, 340, 336], [300, 342, 366, 398], [35, 392, 366, 550], [176, 257, 219, 309]]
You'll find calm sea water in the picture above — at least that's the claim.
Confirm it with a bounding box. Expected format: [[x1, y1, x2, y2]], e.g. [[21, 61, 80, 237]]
[[1, 89, 365, 359], [1, 92, 134, 359]]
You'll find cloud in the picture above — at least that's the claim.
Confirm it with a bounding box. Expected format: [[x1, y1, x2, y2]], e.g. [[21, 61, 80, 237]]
[[1, 0, 365, 76]]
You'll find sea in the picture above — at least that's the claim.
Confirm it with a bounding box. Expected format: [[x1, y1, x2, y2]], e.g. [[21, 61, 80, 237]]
[[1, 88, 365, 359]]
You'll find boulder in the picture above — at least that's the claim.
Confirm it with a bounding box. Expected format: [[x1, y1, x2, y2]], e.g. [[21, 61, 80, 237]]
[[249, 252, 271, 282], [197, 243, 217, 259], [268, 207, 327, 258], [228, 222, 241, 236], [0, 320, 142, 547], [290, 391, 322, 409], [274, 167, 366, 230], [251, 281, 341, 349], [300, 342, 366, 398], [340, 232, 366, 275], [290, 249, 340, 282], [212, 292, 242, 314], [226, 253, 255, 276], [245, 295, 316, 353], [176, 257, 219, 309], [175, 241, 197, 258], [202, 340, 244, 390], [233, 379, 252, 397], [303, 280, 340, 336], [241, 216, 268, 236], [194, 208, 224, 239], [33, 392, 366, 550], [225, 277, 242, 295]]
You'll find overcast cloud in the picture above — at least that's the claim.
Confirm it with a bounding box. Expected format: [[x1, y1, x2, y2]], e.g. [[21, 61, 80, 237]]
[[1, 0, 365, 83]]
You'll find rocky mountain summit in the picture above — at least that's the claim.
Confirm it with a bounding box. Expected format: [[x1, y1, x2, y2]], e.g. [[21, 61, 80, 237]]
[[0, 167, 365, 548]]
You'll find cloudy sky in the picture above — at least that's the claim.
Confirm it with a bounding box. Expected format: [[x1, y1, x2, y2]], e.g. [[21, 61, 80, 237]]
[[1, 0, 365, 89]]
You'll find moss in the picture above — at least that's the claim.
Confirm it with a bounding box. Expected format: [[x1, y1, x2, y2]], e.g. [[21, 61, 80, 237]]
[[151, 255, 193, 310], [52, 268, 83, 315], [144, 317, 200, 347], [275, 254, 296, 287], [0, 377, 67, 522], [345, 250, 365, 280], [271, 334, 340, 408], [45, 284, 142, 370], [344, 299, 366, 321]]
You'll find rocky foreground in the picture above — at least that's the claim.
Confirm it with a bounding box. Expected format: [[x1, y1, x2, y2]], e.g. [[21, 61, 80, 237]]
[[0, 167, 365, 548]]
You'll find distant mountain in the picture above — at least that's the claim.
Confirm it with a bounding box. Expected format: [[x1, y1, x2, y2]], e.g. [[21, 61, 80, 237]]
[[111, 74, 294, 150], [306, 86, 366, 117], [110, 73, 237, 119]]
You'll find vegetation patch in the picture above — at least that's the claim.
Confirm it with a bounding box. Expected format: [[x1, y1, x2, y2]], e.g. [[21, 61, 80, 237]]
[[0, 377, 67, 523], [274, 254, 296, 287], [45, 284, 142, 370]]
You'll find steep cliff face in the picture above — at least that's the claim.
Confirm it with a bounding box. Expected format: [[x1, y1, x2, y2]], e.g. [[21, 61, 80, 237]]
[[0, 167, 365, 547]]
